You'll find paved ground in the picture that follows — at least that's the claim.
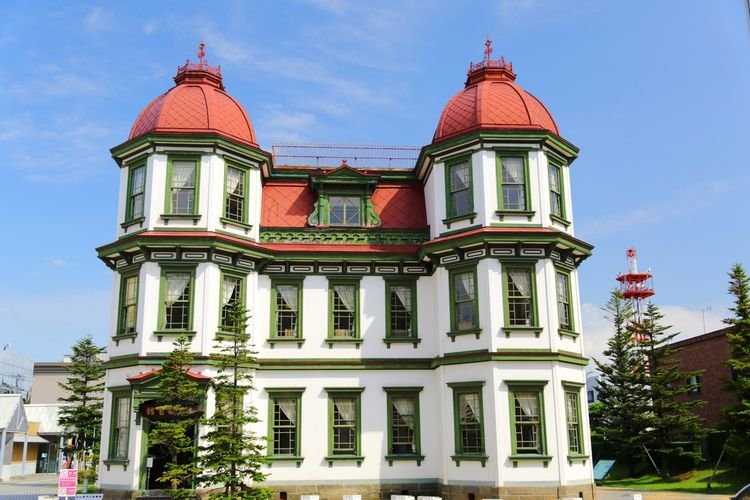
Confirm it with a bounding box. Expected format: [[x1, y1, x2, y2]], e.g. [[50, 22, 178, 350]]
[[597, 487, 733, 499], [0, 474, 57, 499]]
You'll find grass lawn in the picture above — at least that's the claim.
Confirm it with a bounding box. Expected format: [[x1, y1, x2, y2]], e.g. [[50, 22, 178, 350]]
[[602, 466, 748, 495]]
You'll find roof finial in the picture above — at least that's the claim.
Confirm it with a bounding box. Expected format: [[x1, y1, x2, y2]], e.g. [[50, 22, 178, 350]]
[[484, 38, 493, 63], [197, 41, 206, 65]]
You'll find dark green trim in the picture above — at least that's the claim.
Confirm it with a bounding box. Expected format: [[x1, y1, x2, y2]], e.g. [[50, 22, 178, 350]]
[[115, 271, 139, 344], [265, 388, 304, 465], [501, 263, 539, 334], [438, 224, 483, 238], [554, 268, 575, 337], [124, 163, 146, 224], [106, 389, 132, 467], [325, 387, 364, 466], [327, 277, 361, 343], [269, 277, 304, 345], [156, 265, 196, 339], [448, 265, 480, 338], [220, 217, 253, 233], [217, 269, 247, 334], [563, 384, 585, 459], [120, 216, 145, 231], [547, 160, 567, 222], [260, 228, 428, 245], [384, 278, 418, 345], [308, 168, 381, 228], [444, 155, 474, 222], [550, 214, 571, 227], [163, 155, 201, 217], [442, 212, 477, 228], [222, 162, 251, 226], [495, 150, 532, 214], [449, 381, 486, 466], [507, 381, 548, 465]]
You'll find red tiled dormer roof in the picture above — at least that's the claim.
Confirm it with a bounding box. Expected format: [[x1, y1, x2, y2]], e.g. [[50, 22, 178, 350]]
[[261, 181, 427, 229]]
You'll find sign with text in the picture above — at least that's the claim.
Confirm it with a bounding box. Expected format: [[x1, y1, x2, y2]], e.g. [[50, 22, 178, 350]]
[[58, 467, 77, 497]]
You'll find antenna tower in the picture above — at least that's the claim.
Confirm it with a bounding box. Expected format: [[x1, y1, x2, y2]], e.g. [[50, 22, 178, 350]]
[[615, 247, 655, 342]]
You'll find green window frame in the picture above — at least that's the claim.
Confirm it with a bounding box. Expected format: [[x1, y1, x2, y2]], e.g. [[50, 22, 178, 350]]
[[223, 165, 248, 223], [384, 387, 424, 465], [508, 381, 550, 466], [269, 279, 304, 347], [218, 270, 246, 335], [106, 391, 131, 466], [266, 388, 304, 466], [156, 266, 196, 339], [325, 387, 364, 466], [555, 269, 578, 338], [448, 381, 487, 466], [444, 157, 475, 223], [565, 390, 583, 455], [329, 195, 362, 226], [501, 264, 540, 336], [384, 279, 419, 347], [125, 164, 146, 222], [495, 152, 534, 219], [548, 161, 567, 222], [163, 156, 200, 218], [448, 266, 480, 340], [117, 273, 139, 339], [327, 278, 361, 347]]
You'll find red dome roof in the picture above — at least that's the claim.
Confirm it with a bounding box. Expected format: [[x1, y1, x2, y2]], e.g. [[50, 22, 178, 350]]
[[129, 58, 257, 148], [433, 52, 558, 144]]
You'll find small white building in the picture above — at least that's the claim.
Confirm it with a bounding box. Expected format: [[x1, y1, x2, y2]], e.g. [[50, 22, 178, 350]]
[[97, 45, 595, 500]]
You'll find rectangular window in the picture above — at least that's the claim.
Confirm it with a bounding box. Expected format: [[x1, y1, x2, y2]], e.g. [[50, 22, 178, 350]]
[[109, 394, 130, 460], [119, 274, 138, 336], [329, 196, 361, 226], [219, 273, 244, 332], [450, 268, 478, 333], [687, 375, 702, 394], [505, 267, 536, 327], [509, 384, 547, 457], [224, 166, 246, 222], [556, 271, 572, 331], [386, 281, 417, 339], [273, 281, 302, 338], [449, 382, 486, 465], [127, 165, 145, 221], [446, 160, 473, 218], [385, 387, 423, 463], [160, 270, 193, 331], [565, 390, 583, 455], [169, 160, 197, 214], [499, 155, 527, 211], [329, 281, 359, 338], [548, 163, 564, 218], [325, 388, 364, 462]]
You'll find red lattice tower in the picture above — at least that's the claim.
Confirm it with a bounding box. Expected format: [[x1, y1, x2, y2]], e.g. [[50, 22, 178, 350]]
[[616, 247, 655, 343]]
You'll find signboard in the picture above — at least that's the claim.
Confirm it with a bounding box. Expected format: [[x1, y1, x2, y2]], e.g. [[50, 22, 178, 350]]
[[139, 399, 202, 422], [58, 468, 77, 498]]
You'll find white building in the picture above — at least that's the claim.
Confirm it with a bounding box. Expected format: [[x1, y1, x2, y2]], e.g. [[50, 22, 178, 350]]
[[97, 45, 595, 500]]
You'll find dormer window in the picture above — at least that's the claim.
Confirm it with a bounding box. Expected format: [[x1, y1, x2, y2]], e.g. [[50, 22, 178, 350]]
[[330, 196, 361, 226]]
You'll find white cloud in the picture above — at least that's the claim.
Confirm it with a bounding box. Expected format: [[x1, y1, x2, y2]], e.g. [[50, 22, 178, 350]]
[[257, 105, 318, 144], [84, 7, 112, 32], [45, 258, 68, 267], [143, 21, 156, 35], [582, 301, 727, 368]]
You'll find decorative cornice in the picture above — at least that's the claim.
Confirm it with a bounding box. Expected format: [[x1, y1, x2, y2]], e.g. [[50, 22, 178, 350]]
[[260, 228, 430, 246]]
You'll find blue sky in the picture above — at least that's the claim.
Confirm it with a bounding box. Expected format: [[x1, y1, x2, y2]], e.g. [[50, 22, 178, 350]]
[[0, 1, 748, 362]]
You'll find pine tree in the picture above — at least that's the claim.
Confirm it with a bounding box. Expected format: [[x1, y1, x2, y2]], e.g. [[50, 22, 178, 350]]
[[593, 291, 651, 476], [199, 301, 269, 499], [723, 263, 750, 469], [149, 335, 205, 494], [58, 335, 105, 483], [631, 302, 704, 478]]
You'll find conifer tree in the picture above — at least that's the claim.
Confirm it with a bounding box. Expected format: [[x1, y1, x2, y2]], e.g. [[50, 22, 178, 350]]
[[723, 263, 750, 469], [199, 301, 268, 499], [631, 302, 704, 478], [593, 291, 651, 476], [58, 335, 105, 482], [149, 335, 205, 494]]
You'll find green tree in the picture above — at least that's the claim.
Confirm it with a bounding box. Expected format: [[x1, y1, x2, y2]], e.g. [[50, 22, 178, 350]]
[[593, 291, 651, 476], [723, 263, 750, 469], [149, 335, 205, 494], [58, 335, 105, 483], [631, 302, 705, 478], [199, 301, 269, 499]]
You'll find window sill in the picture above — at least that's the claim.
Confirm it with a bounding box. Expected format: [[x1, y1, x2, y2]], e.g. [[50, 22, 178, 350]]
[[451, 454, 487, 467], [447, 328, 482, 341], [269, 337, 305, 349], [220, 217, 253, 234], [495, 210, 535, 221], [325, 455, 364, 467], [386, 454, 424, 466], [120, 217, 145, 232], [103, 459, 129, 471], [442, 212, 477, 229], [567, 454, 589, 465], [509, 454, 552, 468], [550, 214, 571, 227], [384, 337, 421, 349], [558, 328, 580, 340], [267, 456, 304, 467], [161, 214, 202, 225], [154, 330, 196, 342], [326, 338, 363, 349], [112, 332, 138, 346], [503, 325, 543, 338]]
